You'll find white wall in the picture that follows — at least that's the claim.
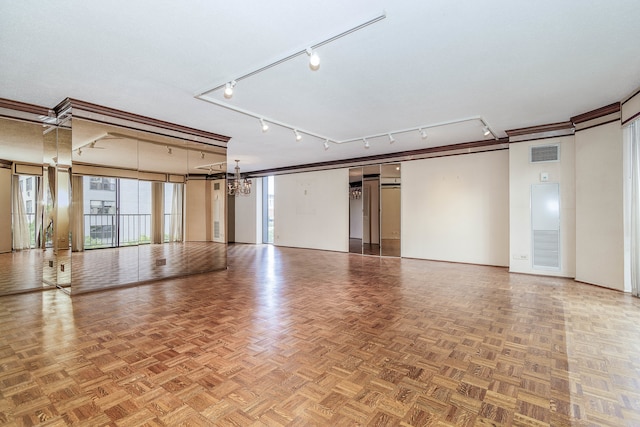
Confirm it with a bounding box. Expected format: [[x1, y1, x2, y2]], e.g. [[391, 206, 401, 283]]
[[509, 136, 576, 277], [575, 122, 624, 290], [402, 150, 509, 266], [234, 178, 262, 244], [0, 168, 11, 253], [274, 168, 348, 252]]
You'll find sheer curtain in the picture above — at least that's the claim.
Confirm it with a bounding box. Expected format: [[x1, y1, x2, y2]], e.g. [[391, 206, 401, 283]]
[[12, 176, 31, 250], [169, 183, 183, 242], [628, 119, 640, 296]]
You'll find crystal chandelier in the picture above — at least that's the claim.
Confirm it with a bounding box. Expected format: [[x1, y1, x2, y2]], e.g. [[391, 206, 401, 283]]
[[228, 160, 252, 196], [349, 185, 362, 199]]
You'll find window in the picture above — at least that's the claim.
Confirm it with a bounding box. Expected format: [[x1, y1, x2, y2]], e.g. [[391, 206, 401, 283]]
[[262, 175, 274, 243], [25, 200, 33, 214], [89, 177, 116, 191], [90, 225, 114, 241], [25, 177, 33, 192], [90, 200, 116, 214]]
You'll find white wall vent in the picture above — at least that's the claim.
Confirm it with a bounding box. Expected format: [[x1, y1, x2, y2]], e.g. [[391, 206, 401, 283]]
[[530, 144, 559, 163], [214, 221, 220, 238]]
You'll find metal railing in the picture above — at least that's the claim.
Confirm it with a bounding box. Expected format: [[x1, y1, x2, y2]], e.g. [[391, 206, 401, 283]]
[[83, 213, 180, 249], [84, 213, 151, 249]]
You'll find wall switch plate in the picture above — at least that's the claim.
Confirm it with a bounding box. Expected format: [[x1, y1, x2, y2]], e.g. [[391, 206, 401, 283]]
[[540, 172, 549, 182]]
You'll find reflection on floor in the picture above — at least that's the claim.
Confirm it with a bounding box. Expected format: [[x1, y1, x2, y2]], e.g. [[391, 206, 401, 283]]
[[71, 242, 227, 294], [1, 245, 640, 425], [349, 238, 400, 256], [0, 249, 53, 295], [0, 243, 227, 296]]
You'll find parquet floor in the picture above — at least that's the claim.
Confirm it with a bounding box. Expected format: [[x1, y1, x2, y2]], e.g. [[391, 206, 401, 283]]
[[2, 244, 640, 426], [0, 243, 226, 296]]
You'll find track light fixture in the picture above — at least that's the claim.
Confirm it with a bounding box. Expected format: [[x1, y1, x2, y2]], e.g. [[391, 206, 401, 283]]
[[224, 80, 236, 99], [419, 128, 428, 139], [363, 138, 370, 149], [77, 148, 82, 156], [306, 48, 320, 71], [260, 118, 269, 132], [167, 146, 172, 155], [324, 139, 329, 150], [388, 134, 396, 144], [294, 129, 302, 141], [483, 125, 491, 136], [200, 151, 205, 159]]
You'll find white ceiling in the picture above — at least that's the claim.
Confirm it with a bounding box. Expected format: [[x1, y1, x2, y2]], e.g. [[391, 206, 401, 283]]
[[2, 1, 640, 173]]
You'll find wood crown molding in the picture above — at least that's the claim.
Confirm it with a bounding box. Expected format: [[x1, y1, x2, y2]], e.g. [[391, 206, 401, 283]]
[[248, 138, 508, 177], [0, 98, 53, 117], [505, 121, 574, 138], [571, 102, 620, 124], [59, 98, 231, 143]]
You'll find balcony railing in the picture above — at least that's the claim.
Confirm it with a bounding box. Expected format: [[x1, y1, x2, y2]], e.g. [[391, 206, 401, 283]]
[[84, 213, 151, 249], [84, 213, 180, 249]]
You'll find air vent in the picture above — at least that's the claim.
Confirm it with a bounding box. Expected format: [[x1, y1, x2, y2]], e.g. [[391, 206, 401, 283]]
[[214, 221, 220, 238], [214, 182, 220, 190], [530, 144, 559, 163]]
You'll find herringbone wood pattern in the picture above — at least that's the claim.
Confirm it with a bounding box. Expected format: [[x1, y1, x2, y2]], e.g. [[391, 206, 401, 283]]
[[1, 244, 640, 426]]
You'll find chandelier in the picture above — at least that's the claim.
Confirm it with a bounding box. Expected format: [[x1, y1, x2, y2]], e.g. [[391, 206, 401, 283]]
[[228, 160, 252, 196], [349, 185, 362, 199]]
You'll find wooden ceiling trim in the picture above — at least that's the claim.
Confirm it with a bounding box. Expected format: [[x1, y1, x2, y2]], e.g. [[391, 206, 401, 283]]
[[248, 138, 508, 177], [58, 98, 231, 143], [505, 121, 574, 137], [571, 102, 620, 124]]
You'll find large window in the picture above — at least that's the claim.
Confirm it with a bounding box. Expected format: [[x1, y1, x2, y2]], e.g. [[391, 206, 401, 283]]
[[89, 200, 115, 214], [89, 177, 116, 191], [82, 176, 183, 249], [262, 175, 274, 243]]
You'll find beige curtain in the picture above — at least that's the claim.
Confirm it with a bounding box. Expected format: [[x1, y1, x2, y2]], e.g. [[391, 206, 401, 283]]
[[11, 176, 31, 250], [71, 175, 84, 252], [151, 181, 164, 244], [170, 183, 183, 242]]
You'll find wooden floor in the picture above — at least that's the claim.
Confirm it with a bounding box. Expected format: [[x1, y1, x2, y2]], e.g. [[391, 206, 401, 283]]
[[1, 244, 640, 426]]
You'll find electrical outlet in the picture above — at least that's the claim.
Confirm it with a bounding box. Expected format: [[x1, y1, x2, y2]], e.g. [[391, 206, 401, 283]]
[[156, 258, 167, 266], [49, 260, 53, 268], [60, 264, 65, 272]]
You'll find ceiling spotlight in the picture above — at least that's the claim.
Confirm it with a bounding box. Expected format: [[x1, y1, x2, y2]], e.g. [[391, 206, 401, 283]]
[[260, 118, 269, 132], [363, 138, 370, 149], [419, 128, 428, 139], [306, 47, 320, 71], [324, 139, 330, 151], [224, 80, 236, 99], [167, 146, 172, 155], [294, 129, 302, 142], [388, 134, 396, 144], [77, 148, 82, 156], [482, 125, 491, 137], [200, 151, 205, 159], [89, 141, 96, 148]]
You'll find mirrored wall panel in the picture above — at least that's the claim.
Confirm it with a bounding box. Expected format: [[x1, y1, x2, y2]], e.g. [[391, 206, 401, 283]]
[[348, 163, 401, 257], [380, 163, 401, 257], [0, 117, 48, 295], [70, 118, 227, 294]]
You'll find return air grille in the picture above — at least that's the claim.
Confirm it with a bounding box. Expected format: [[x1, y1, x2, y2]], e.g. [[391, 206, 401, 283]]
[[530, 145, 559, 163]]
